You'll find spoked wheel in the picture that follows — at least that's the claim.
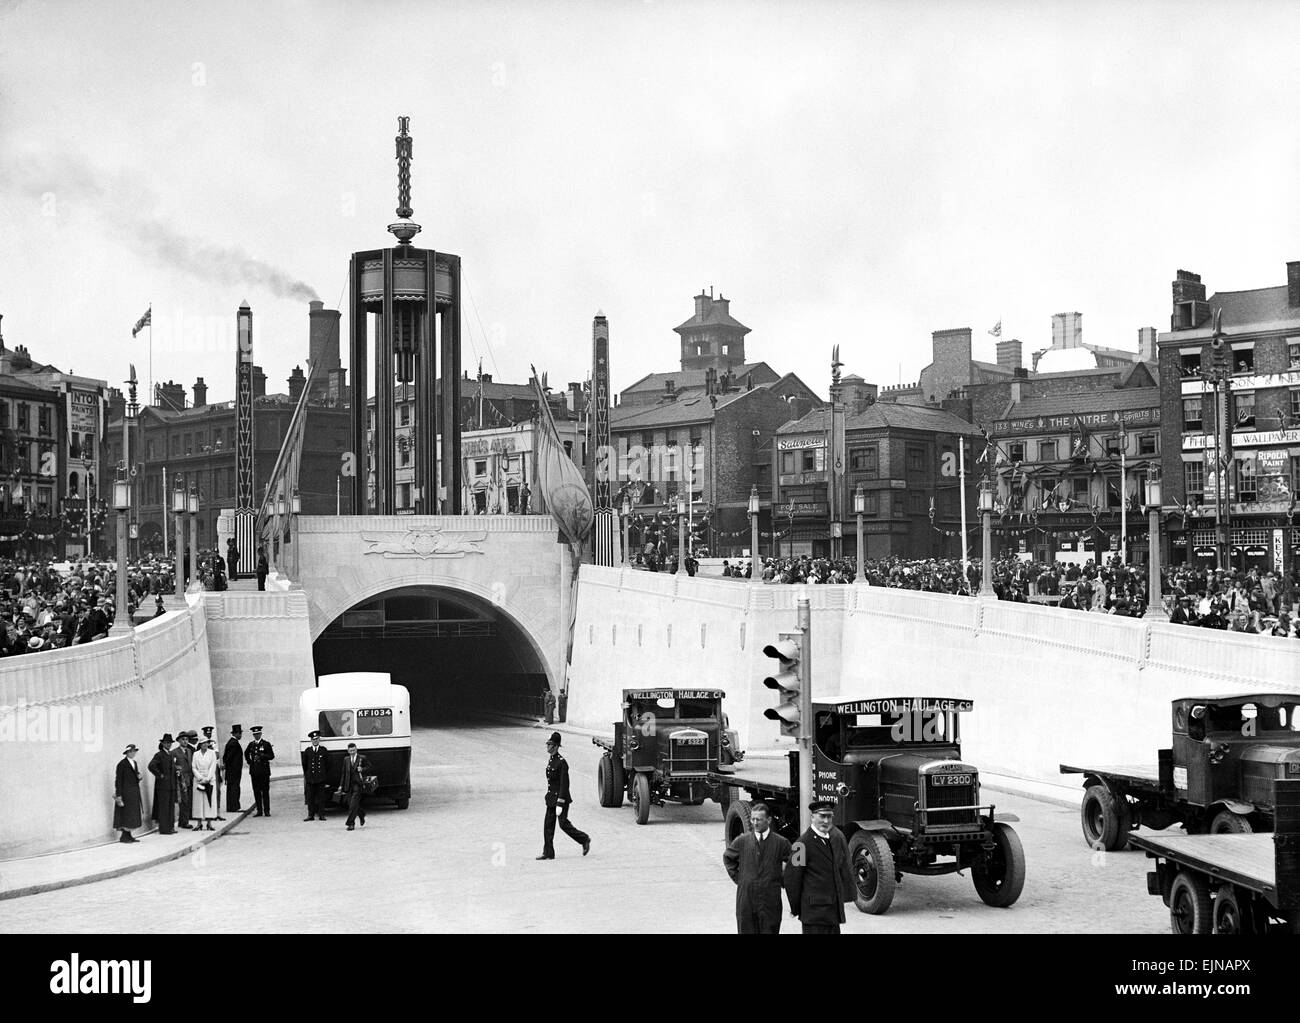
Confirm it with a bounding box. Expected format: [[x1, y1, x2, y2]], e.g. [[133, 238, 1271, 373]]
[[972, 823, 1026, 907], [847, 831, 896, 915], [632, 773, 652, 825], [1212, 885, 1257, 935], [1169, 870, 1213, 934]]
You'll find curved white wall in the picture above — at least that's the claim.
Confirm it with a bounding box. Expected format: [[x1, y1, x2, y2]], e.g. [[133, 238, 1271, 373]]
[[0, 598, 215, 859], [567, 568, 1300, 792]]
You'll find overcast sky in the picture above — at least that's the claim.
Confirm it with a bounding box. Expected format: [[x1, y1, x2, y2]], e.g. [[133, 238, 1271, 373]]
[[2, 0, 1299, 407]]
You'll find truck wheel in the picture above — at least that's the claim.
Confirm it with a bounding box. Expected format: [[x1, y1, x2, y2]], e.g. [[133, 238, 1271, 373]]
[[632, 773, 652, 825], [1169, 870, 1213, 934], [848, 831, 897, 915], [1212, 885, 1257, 935], [724, 800, 753, 844], [1209, 809, 1253, 834], [610, 757, 626, 805], [597, 755, 619, 808], [1080, 784, 1130, 851], [972, 823, 1026, 908]]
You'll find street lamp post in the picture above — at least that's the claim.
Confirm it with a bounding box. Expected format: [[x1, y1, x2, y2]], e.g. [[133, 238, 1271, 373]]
[[1145, 472, 1168, 621], [620, 496, 631, 566], [748, 485, 761, 583], [111, 473, 131, 636], [172, 485, 185, 598], [675, 492, 687, 576], [979, 479, 996, 597], [854, 483, 866, 584], [291, 487, 302, 582], [187, 487, 199, 590], [274, 493, 286, 576]]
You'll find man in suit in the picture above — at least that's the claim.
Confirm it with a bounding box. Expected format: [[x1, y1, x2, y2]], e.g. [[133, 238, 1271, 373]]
[[113, 744, 144, 843], [245, 725, 275, 816], [338, 742, 371, 831], [223, 724, 244, 812], [301, 730, 330, 821], [255, 548, 269, 592], [171, 731, 196, 829], [537, 731, 590, 860], [784, 799, 856, 934], [147, 734, 176, 835], [723, 801, 791, 933]]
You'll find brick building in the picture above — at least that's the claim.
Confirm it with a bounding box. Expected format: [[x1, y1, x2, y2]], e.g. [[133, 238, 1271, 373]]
[[1158, 264, 1300, 573], [774, 401, 981, 559]]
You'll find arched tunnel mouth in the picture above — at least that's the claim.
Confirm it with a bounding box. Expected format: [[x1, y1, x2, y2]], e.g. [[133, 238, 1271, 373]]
[[311, 586, 549, 726]]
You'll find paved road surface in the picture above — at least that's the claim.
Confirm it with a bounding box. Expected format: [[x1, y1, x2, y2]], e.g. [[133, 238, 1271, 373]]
[[0, 722, 1172, 933]]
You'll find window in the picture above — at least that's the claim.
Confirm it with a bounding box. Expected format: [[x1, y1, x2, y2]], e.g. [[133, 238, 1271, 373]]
[[37, 486, 52, 513], [1291, 388, 1300, 423], [1105, 435, 1122, 456], [800, 449, 816, 472], [563, 440, 572, 457], [1234, 391, 1255, 428], [227, 427, 235, 449], [907, 447, 925, 474], [183, 433, 192, 455], [0, 401, 7, 429], [399, 483, 411, 508], [1180, 351, 1202, 376], [849, 446, 878, 475], [1290, 341, 1300, 369], [1139, 433, 1157, 456], [1292, 456, 1300, 495], [1038, 440, 1057, 462], [1233, 347, 1254, 374], [400, 443, 410, 467], [908, 491, 926, 514], [1185, 461, 1205, 502], [38, 407, 51, 436], [781, 451, 796, 474], [400, 404, 410, 426], [1182, 397, 1202, 431], [17, 403, 29, 432], [641, 432, 654, 451], [1007, 441, 1025, 463], [862, 492, 880, 516], [473, 460, 487, 476], [1236, 458, 1257, 503], [1072, 477, 1090, 501]]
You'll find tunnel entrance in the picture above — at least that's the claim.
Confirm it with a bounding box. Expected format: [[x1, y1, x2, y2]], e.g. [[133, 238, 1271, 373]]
[[311, 586, 548, 725]]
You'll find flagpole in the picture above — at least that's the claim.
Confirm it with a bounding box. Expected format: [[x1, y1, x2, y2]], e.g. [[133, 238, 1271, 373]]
[[163, 465, 169, 558], [959, 435, 970, 587], [148, 299, 153, 413], [1120, 431, 1127, 565]]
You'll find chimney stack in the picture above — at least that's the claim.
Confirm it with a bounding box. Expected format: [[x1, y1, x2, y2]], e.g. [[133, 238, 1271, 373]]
[[252, 365, 267, 399], [1171, 270, 1211, 330], [288, 365, 306, 403], [995, 338, 1023, 370], [327, 367, 347, 408], [157, 380, 186, 411], [1138, 327, 1158, 362], [308, 302, 342, 401], [192, 377, 207, 408], [1288, 261, 1300, 308]]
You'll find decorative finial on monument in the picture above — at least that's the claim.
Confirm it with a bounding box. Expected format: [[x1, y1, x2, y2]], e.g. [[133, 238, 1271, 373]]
[[388, 115, 422, 245]]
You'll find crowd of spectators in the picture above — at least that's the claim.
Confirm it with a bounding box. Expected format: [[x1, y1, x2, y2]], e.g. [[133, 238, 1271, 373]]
[[1, 548, 234, 657]]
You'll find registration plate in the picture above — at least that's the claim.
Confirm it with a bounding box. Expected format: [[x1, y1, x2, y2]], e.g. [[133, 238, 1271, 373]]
[[931, 774, 972, 787], [675, 736, 705, 746]]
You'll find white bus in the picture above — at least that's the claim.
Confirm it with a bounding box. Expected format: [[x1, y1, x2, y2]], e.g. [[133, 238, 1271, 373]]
[[299, 672, 412, 809]]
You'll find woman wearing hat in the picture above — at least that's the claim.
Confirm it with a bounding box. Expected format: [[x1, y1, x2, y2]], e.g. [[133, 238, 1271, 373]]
[[113, 744, 144, 844], [191, 736, 220, 830]]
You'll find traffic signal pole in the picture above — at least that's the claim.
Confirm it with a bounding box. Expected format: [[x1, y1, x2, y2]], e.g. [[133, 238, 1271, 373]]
[[796, 595, 812, 834]]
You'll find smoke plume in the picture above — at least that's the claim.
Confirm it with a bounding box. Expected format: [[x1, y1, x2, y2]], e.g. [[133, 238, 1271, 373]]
[[0, 148, 320, 302]]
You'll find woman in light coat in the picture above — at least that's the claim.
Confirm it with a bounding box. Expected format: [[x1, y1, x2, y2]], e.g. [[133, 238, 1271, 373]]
[[191, 737, 220, 830]]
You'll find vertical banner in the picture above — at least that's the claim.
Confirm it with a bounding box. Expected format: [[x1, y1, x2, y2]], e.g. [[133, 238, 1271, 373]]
[[1273, 528, 1285, 572], [590, 313, 614, 566]]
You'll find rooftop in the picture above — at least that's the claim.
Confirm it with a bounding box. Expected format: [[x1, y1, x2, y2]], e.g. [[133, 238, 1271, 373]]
[[778, 403, 981, 436], [999, 386, 1160, 421]]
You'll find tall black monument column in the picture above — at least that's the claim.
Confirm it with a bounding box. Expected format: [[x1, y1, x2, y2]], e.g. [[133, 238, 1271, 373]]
[[349, 116, 462, 515]]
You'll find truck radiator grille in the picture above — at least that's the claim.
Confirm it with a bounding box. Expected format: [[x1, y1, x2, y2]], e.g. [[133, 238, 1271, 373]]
[[924, 778, 980, 826]]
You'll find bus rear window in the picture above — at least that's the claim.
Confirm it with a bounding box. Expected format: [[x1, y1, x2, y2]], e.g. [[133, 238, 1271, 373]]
[[356, 708, 393, 736], [318, 710, 355, 737]]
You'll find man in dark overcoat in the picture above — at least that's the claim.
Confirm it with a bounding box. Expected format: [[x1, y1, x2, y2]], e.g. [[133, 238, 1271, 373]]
[[223, 724, 244, 812], [113, 744, 144, 843], [171, 730, 196, 829], [784, 799, 856, 934], [148, 734, 176, 835], [723, 800, 792, 933]]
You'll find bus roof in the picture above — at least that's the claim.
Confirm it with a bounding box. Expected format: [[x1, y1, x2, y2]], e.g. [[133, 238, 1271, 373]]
[[815, 696, 974, 714]]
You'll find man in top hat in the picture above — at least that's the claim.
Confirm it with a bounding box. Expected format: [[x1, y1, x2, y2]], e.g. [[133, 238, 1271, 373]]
[[245, 725, 275, 816], [784, 799, 855, 934], [723, 800, 792, 934], [301, 730, 330, 821], [148, 734, 177, 835], [223, 724, 244, 812], [171, 730, 196, 829], [113, 744, 144, 843], [538, 731, 590, 860]]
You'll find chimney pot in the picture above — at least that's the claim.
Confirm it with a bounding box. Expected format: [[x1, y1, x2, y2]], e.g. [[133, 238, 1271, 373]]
[[1287, 261, 1300, 308]]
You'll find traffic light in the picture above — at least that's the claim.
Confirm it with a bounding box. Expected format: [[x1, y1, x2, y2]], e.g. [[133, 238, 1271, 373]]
[[762, 630, 803, 737]]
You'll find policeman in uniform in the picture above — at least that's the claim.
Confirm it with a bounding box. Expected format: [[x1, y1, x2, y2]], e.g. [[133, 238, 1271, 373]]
[[538, 731, 590, 860], [301, 730, 330, 821], [244, 725, 275, 816]]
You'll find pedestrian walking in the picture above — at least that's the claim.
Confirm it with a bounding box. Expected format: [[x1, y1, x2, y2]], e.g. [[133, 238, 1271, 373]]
[[338, 742, 371, 830], [723, 801, 791, 933], [113, 744, 143, 843], [245, 725, 274, 815], [301, 730, 330, 821], [171, 730, 196, 829], [537, 731, 590, 860], [192, 736, 220, 830], [223, 724, 244, 812], [783, 799, 855, 934], [256, 547, 268, 591], [148, 734, 176, 835]]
